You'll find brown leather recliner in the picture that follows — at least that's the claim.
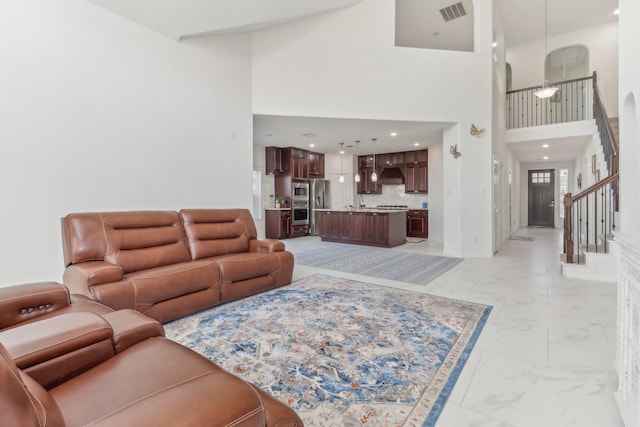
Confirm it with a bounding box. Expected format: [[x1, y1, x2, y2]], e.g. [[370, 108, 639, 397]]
[[0, 281, 303, 427], [0, 338, 303, 427]]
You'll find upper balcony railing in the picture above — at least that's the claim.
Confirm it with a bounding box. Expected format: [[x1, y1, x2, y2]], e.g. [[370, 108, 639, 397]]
[[507, 75, 594, 129]]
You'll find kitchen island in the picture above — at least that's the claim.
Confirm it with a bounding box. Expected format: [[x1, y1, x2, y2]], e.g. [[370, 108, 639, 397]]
[[317, 209, 407, 248]]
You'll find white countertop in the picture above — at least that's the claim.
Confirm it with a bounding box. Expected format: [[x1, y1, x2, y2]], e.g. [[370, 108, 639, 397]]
[[264, 207, 291, 211], [314, 208, 410, 214]]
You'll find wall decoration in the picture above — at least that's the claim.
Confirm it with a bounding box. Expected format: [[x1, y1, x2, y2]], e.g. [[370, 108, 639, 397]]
[[449, 144, 461, 159], [577, 173, 582, 190], [591, 154, 596, 174], [595, 169, 600, 182], [470, 124, 485, 137]]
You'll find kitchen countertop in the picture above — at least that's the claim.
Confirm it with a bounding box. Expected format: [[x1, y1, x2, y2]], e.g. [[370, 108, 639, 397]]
[[265, 207, 291, 211], [313, 208, 412, 214]]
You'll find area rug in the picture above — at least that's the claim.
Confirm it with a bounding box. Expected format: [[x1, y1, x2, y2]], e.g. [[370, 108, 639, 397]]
[[164, 274, 492, 426], [287, 241, 462, 286]]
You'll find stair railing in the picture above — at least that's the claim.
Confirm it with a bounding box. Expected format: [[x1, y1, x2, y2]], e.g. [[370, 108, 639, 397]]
[[562, 72, 620, 264], [563, 173, 618, 263], [592, 71, 619, 175], [507, 75, 593, 129]]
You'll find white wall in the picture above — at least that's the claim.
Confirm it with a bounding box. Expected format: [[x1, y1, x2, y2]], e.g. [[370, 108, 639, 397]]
[[252, 0, 496, 257], [506, 22, 619, 116], [618, 0, 640, 240], [0, 0, 253, 285]]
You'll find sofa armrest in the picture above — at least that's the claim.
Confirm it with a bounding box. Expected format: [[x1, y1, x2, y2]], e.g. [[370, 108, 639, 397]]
[[0, 282, 70, 331], [249, 239, 285, 253], [63, 261, 124, 296], [102, 310, 165, 353]]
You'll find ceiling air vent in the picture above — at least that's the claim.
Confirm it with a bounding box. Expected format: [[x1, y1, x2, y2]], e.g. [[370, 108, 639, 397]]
[[440, 2, 467, 22]]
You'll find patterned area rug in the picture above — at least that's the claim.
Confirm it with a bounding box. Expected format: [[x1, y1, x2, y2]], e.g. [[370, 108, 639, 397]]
[[287, 241, 462, 286], [165, 274, 492, 426]]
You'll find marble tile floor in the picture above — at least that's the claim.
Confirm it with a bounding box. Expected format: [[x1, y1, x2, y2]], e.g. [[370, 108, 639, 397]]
[[285, 228, 623, 427]]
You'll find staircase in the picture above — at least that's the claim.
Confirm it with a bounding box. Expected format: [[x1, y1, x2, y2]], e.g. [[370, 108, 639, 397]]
[[506, 72, 619, 281], [561, 79, 619, 282]]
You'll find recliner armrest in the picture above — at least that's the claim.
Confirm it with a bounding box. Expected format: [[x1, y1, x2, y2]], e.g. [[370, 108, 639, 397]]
[[63, 261, 124, 296], [249, 239, 285, 253], [0, 282, 70, 331], [102, 310, 165, 353]]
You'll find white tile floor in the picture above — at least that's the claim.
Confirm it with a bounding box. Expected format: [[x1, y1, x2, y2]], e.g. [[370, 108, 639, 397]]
[[286, 227, 623, 427]]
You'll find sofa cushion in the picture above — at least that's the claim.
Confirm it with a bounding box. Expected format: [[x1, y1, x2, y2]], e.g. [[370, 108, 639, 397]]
[[102, 211, 192, 273], [125, 260, 219, 311], [49, 337, 267, 427], [180, 209, 257, 259]]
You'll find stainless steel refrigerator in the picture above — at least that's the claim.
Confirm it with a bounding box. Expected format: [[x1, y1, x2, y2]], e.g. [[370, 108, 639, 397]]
[[309, 179, 331, 235]]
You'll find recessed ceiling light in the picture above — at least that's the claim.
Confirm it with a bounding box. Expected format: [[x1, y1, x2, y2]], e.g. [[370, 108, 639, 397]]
[[413, 142, 420, 146], [543, 156, 549, 160], [542, 144, 549, 148], [309, 143, 315, 148], [614, 8, 620, 15], [492, 41, 497, 48], [390, 132, 397, 137]]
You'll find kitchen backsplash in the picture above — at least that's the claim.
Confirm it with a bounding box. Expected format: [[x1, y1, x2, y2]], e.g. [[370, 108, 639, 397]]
[[358, 185, 428, 209]]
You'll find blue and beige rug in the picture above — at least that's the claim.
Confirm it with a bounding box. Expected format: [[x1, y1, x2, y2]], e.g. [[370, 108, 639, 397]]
[[165, 274, 492, 426], [287, 241, 463, 286]]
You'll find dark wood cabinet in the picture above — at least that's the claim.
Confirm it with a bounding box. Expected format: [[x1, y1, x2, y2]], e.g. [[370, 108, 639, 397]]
[[319, 210, 406, 248], [319, 211, 342, 240], [378, 152, 404, 167], [358, 155, 374, 168], [290, 224, 309, 238], [309, 152, 324, 178], [357, 167, 381, 194], [343, 211, 364, 241], [404, 149, 428, 164], [363, 212, 388, 245], [265, 147, 284, 175], [406, 210, 428, 238], [265, 210, 290, 239], [404, 149, 428, 194], [285, 148, 310, 180], [405, 163, 428, 193]]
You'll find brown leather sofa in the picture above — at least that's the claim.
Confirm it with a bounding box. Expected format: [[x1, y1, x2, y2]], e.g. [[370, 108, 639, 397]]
[[61, 209, 294, 322], [0, 282, 303, 427]]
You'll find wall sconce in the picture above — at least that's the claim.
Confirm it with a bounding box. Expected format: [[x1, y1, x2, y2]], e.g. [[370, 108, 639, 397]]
[[470, 124, 485, 137], [450, 144, 461, 159]]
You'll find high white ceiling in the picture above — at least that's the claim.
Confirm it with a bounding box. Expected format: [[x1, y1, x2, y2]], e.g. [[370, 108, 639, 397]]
[[86, 0, 363, 40], [86, 0, 619, 161]]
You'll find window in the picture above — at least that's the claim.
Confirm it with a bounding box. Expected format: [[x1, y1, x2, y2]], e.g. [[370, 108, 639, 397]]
[[559, 169, 568, 218], [531, 171, 551, 184], [546, 45, 589, 82]]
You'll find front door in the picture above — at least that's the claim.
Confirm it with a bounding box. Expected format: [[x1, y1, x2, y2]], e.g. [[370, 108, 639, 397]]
[[528, 169, 555, 227]]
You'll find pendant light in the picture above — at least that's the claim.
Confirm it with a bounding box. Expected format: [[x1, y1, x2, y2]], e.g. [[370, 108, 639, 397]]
[[339, 142, 345, 184], [354, 140, 361, 183], [371, 138, 378, 182], [533, 0, 559, 99]]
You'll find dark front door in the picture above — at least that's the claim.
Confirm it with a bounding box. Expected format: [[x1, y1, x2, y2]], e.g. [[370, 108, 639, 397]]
[[528, 169, 555, 227]]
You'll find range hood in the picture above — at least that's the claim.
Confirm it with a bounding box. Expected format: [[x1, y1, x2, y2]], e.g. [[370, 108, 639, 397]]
[[377, 167, 405, 185]]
